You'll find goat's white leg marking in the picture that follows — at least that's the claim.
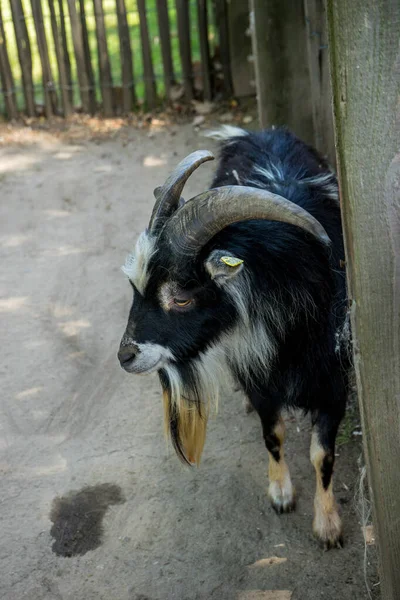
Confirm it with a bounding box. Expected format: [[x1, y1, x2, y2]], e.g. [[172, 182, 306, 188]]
[[267, 417, 295, 513], [310, 429, 343, 548]]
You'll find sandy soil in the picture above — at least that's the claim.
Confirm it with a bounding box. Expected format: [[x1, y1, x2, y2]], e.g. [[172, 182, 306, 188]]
[[0, 120, 378, 600]]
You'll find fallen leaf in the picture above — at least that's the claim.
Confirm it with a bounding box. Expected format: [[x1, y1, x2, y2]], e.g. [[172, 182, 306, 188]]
[[193, 115, 205, 127], [238, 591, 292, 600], [363, 525, 375, 545], [192, 100, 214, 115], [248, 557, 287, 569], [219, 111, 234, 123]]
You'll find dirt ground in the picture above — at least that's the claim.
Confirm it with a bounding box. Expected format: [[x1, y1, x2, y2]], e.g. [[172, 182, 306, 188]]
[[0, 118, 378, 600]]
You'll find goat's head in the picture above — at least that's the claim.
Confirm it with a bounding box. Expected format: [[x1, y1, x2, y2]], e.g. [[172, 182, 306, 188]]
[[118, 151, 330, 464]]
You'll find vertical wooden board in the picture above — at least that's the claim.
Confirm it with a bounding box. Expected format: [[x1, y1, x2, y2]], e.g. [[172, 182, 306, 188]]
[[214, 0, 232, 97], [0, 4, 18, 118], [30, 0, 58, 117], [137, 0, 157, 109], [48, 0, 72, 116], [197, 0, 212, 101], [79, 0, 96, 113], [66, 0, 91, 112], [58, 0, 73, 105], [175, 0, 193, 101], [304, 0, 335, 165], [116, 0, 135, 112], [93, 0, 113, 116], [327, 1, 400, 598], [10, 0, 35, 116], [227, 0, 254, 98], [250, 0, 314, 144], [156, 0, 175, 100]]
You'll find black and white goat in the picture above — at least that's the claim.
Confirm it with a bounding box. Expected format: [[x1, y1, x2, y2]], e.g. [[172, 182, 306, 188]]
[[118, 126, 350, 549]]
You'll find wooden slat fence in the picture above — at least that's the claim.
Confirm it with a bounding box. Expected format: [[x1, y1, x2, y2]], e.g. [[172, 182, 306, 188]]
[[0, 0, 234, 118]]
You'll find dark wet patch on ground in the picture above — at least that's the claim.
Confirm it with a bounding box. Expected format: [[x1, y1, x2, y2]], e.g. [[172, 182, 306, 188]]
[[50, 483, 125, 557]]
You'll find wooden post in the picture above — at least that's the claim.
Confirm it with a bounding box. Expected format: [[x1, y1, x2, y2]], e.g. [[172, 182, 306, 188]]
[[48, 0, 72, 117], [250, 0, 314, 144], [327, 1, 400, 598], [156, 0, 175, 101], [66, 0, 91, 113], [0, 4, 18, 119], [175, 0, 193, 101], [116, 0, 136, 112], [79, 0, 96, 113], [197, 0, 212, 101], [10, 0, 35, 116], [93, 0, 113, 116], [214, 0, 232, 97], [58, 0, 73, 105], [304, 0, 335, 165], [31, 0, 58, 117], [226, 0, 254, 98], [137, 0, 157, 109]]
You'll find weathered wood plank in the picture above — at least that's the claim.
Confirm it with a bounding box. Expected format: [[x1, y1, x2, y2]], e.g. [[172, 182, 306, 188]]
[[48, 0, 72, 117], [66, 0, 91, 113], [116, 0, 135, 112], [227, 0, 254, 98], [304, 0, 335, 165], [30, 0, 58, 117], [175, 0, 193, 101], [0, 4, 18, 119], [58, 0, 73, 105], [156, 0, 174, 101], [10, 0, 35, 116], [214, 0, 232, 97], [137, 0, 157, 109], [250, 0, 314, 144], [93, 0, 113, 116], [327, 1, 400, 598], [197, 0, 212, 101]]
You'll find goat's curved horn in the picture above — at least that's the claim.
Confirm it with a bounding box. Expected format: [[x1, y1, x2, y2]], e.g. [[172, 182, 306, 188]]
[[162, 186, 331, 254], [149, 150, 214, 233]]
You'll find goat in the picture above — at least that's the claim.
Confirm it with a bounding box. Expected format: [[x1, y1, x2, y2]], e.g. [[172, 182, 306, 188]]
[[118, 126, 350, 549]]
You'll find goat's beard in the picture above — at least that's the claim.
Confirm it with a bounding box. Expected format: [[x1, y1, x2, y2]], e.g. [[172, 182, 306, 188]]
[[159, 343, 229, 465], [162, 387, 209, 466]]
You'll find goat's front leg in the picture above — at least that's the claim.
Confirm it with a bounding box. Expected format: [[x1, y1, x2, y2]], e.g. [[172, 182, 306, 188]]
[[310, 413, 343, 549], [265, 415, 295, 512], [249, 394, 295, 513]]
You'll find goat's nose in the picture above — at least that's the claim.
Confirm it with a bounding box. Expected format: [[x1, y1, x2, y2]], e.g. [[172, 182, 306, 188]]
[[118, 344, 140, 368]]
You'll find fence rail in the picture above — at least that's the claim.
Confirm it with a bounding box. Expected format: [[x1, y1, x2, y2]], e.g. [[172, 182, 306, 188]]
[[0, 0, 234, 118]]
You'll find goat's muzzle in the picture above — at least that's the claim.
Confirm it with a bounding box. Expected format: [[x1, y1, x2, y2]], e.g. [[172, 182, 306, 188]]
[[118, 344, 140, 370]]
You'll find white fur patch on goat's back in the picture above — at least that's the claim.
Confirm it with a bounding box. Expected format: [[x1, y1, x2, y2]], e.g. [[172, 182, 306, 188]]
[[204, 125, 249, 142], [300, 172, 339, 201], [122, 231, 156, 294]]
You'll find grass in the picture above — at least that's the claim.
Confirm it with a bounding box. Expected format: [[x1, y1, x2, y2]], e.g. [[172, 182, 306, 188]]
[[0, 0, 216, 114]]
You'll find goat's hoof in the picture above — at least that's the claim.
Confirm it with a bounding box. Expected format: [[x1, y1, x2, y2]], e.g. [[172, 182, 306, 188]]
[[268, 481, 296, 514], [313, 512, 343, 550]]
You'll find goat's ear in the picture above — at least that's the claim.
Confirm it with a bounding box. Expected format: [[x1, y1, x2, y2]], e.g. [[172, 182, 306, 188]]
[[205, 249, 244, 283]]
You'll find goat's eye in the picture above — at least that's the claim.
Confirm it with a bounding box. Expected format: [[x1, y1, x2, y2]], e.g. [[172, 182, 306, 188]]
[[173, 298, 192, 307]]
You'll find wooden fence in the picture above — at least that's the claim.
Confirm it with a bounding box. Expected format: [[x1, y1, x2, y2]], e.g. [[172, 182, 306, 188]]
[[0, 0, 237, 118]]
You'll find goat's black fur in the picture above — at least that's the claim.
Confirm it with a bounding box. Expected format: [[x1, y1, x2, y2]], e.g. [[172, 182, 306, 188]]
[[119, 127, 350, 546]]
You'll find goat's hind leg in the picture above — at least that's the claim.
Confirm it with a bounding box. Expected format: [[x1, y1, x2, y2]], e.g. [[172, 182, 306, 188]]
[[310, 411, 343, 549]]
